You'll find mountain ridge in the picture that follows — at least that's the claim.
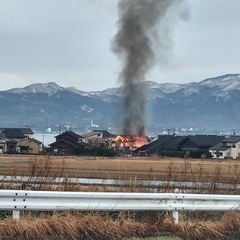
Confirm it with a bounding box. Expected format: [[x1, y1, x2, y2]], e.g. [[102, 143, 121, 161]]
[[1, 73, 240, 134]]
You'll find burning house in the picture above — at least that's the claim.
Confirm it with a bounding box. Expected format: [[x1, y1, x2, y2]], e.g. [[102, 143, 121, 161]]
[[114, 135, 148, 153]]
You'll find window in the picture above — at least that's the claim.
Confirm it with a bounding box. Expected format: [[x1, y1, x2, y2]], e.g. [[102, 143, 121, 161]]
[[227, 152, 231, 157], [232, 145, 236, 148], [216, 151, 223, 157]]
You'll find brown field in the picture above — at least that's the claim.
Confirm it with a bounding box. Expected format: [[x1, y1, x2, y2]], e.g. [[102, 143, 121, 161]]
[[0, 154, 240, 183]]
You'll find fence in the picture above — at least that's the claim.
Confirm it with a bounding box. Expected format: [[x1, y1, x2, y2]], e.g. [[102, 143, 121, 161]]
[[1, 190, 240, 223]]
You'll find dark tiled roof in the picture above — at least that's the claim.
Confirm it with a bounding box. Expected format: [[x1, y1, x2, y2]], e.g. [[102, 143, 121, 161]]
[[19, 128, 34, 135], [1, 129, 25, 139], [137, 135, 171, 151], [49, 139, 87, 147], [160, 136, 186, 150], [187, 135, 225, 148], [137, 135, 181, 154], [55, 131, 83, 139], [209, 143, 231, 151], [222, 136, 240, 143], [49, 139, 78, 147], [0, 128, 33, 135], [0, 128, 33, 136]]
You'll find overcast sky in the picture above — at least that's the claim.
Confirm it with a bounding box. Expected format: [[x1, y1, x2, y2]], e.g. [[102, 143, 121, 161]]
[[0, 0, 240, 91]]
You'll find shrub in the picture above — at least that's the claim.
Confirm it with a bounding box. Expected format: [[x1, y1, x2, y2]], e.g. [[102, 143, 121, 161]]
[[75, 147, 116, 157]]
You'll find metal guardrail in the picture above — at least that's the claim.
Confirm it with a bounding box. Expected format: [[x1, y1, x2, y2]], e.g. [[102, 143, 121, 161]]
[[0, 190, 240, 223]]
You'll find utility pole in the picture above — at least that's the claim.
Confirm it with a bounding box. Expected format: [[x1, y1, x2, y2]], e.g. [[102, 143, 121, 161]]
[[233, 129, 237, 135], [58, 123, 61, 134]]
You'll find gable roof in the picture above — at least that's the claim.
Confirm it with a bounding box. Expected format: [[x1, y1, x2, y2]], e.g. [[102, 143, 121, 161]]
[[29, 138, 42, 144], [49, 139, 87, 148], [222, 136, 240, 143], [49, 139, 78, 147], [137, 135, 178, 154], [17, 138, 42, 146], [186, 135, 225, 148], [137, 135, 170, 151], [55, 131, 83, 139]]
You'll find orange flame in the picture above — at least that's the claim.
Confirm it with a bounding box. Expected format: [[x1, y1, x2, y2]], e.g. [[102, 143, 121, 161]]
[[115, 135, 147, 149]]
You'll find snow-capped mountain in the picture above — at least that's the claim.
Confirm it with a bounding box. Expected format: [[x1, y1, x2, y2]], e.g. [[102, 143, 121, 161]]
[[7, 82, 65, 96], [0, 74, 240, 133]]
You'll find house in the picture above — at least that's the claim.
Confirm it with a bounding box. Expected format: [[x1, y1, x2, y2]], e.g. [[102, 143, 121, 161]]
[[17, 138, 42, 154], [0, 132, 7, 153], [135, 134, 225, 158], [0, 127, 34, 153], [92, 130, 115, 139], [49, 131, 87, 155], [81, 132, 103, 146], [114, 135, 149, 153], [209, 135, 240, 159], [81, 130, 115, 147]]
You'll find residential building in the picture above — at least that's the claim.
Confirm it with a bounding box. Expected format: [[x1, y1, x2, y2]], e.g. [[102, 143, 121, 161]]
[[81, 130, 115, 147], [135, 134, 225, 158], [0, 132, 7, 153], [209, 136, 240, 159], [17, 138, 42, 154], [49, 131, 87, 155], [0, 127, 34, 153]]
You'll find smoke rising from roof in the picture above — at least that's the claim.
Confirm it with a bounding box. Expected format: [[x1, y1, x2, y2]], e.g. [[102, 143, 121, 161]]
[[112, 0, 186, 136]]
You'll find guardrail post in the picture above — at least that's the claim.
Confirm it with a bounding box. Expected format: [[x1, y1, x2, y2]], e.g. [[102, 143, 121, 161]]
[[172, 188, 179, 224], [13, 210, 20, 221], [172, 210, 178, 224]]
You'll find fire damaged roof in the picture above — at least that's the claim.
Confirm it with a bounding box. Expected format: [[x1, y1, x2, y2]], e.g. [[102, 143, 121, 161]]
[[116, 135, 139, 142]]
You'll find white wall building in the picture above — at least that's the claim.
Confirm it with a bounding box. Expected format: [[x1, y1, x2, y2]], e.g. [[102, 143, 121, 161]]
[[209, 136, 240, 159]]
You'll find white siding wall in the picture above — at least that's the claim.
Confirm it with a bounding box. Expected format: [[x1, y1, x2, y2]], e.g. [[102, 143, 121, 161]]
[[210, 141, 240, 159]]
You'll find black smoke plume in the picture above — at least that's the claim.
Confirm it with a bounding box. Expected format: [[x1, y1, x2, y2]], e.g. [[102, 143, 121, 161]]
[[112, 0, 184, 136]]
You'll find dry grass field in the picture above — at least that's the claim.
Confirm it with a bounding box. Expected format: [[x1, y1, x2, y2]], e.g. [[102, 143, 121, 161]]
[[0, 154, 240, 183], [1, 155, 240, 239]]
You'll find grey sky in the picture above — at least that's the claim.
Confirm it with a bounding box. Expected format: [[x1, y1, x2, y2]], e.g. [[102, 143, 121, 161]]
[[0, 0, 239, 91]]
